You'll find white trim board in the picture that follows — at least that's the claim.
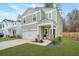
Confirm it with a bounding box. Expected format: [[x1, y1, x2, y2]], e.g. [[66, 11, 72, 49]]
[[37, 23, 52, 26]]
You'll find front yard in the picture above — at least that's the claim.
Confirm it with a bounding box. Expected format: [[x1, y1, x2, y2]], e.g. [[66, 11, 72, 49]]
[[0, 38, 79, 56], [0, 37, 17, 42], [0, 36, 21, 42]]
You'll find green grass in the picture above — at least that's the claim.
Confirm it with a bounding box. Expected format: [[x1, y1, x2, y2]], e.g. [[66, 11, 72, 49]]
[[0, 38, 79, 56], [0, 37, 18, 42]]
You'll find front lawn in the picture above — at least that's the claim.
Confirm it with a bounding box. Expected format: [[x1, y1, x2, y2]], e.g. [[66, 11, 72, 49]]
[[0, 37, 19, 42], [0, 38, 79, 56]]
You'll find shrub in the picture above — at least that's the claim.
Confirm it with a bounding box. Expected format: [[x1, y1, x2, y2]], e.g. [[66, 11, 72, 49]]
[[50, 37, 57, 44], [43, 34, 46, 37], [9, 36, 16, 38], [39, 39, 43, 43], [35, 38, 38, 42], [56, 36, 62, 42], [9, 35, 22, 39], [35, 34, 43, 43], [16, 35, 22, 39]]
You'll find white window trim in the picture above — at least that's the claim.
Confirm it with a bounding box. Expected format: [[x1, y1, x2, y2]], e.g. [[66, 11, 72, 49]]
[[45, 10, 53, 20], [47, 11, 53, 19], [47, 11, 53, 20], [32, 13, 37, 22]]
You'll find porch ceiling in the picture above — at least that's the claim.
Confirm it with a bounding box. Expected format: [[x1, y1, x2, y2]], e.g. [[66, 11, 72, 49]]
[[41, 25, 51, 27]]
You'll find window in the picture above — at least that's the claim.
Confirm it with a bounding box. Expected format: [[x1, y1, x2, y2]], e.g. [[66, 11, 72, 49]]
[[48, 12, 52, 19], [32, 14, 37, 22], [3, 24, 4, 28], [0, 24, 2, 28], [23, 18, 26, 23]]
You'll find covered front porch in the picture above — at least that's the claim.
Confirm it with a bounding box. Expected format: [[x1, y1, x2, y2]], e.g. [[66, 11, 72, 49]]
[[37, 23, 56, 40], [8, 28, 16, 37]]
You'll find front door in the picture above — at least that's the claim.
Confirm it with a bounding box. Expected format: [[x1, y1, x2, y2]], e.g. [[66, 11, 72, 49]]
[[53, 28, 55, 38], [44, 28, 50, 39], [13, 30, 16, 36]]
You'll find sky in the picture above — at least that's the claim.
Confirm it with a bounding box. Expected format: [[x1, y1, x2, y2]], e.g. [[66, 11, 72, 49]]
[[60, 3, 79, 18], [0, 3, 79, 21]]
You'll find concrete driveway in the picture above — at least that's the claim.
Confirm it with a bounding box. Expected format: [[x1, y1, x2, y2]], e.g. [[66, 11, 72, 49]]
[[0, 39, 51, 50], [0, 39, 28, 50]]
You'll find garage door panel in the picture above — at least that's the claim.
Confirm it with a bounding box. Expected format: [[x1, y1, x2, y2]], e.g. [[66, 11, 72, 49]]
[[23, 30, 37, 40]]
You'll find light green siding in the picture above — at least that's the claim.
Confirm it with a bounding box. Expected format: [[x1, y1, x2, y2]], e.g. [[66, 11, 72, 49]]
[[56, 10, 63, 37]]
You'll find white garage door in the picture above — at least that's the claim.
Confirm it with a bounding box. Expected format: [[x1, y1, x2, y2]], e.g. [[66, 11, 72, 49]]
[[23, 30, 37, 40]]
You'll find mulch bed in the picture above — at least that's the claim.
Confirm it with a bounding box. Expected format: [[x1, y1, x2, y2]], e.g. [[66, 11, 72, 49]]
[[48, 42, 62, 48]]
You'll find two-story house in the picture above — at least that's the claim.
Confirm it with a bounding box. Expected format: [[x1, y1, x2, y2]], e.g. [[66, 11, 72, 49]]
[[0, 19, 22, 37], [20, 7, 63, 41]]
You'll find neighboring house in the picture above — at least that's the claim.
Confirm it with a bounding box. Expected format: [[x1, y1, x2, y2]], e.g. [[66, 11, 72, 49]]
[[0, 22, 3, 34], [0, 19, 22, 37], [20, 7, 63, 40]]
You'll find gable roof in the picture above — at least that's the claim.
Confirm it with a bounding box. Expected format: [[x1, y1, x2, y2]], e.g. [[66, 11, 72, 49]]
[[22, 8, 40, 16], [21, 7, 55, 17], [2, 19, 15, 22]]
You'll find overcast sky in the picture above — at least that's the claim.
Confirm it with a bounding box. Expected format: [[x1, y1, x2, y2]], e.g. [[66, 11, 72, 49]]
[[0, 3, 79, 21]]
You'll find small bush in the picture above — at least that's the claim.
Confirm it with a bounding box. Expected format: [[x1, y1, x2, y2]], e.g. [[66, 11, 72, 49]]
[[9, 36, 16, 38], [9, 35, 22, 39], [43, 34, 46, 37], [56, 36, 62, 42], [50, 37, 57, 44], [35, 38, 38, 42], [16, 35, 22, 39], [39, 39, 43, 43], [34, 34, 43, 43]]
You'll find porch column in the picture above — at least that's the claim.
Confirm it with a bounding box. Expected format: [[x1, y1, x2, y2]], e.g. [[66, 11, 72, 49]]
[[37, 25, 39, 35], [51, 23, 53, 37], [37, 26, 42, 40], [11, 29, 13, 36], [39, 26, 42, 39]]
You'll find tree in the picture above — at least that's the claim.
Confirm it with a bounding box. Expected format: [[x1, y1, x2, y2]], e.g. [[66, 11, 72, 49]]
[[62, 17, 67, 32], [44, 3, 54, 8], [67, 9, 79, 32], [44, 3, 62, 14], [44, 3, 61, 9]]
